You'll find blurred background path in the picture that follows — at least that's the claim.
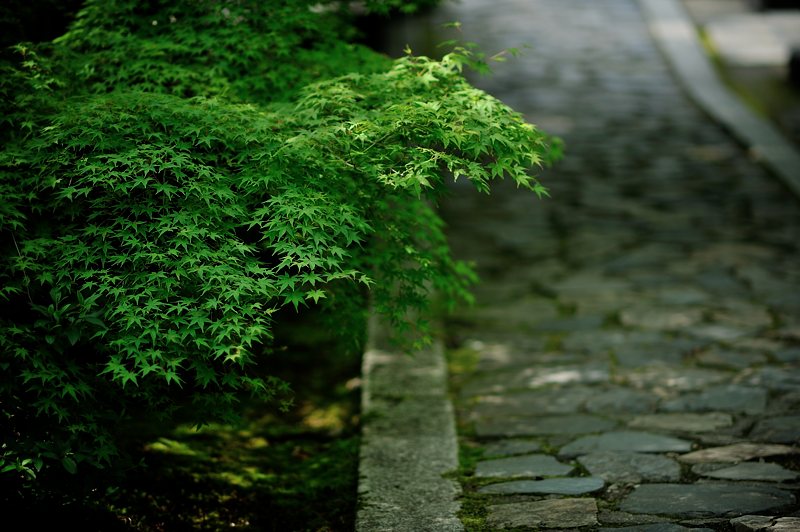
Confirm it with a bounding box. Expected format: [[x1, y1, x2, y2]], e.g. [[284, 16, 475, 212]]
[[378, 0, 800, 529]]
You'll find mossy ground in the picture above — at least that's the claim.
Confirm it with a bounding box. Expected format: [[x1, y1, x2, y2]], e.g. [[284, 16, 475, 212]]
[[1, 315, 363, 531]]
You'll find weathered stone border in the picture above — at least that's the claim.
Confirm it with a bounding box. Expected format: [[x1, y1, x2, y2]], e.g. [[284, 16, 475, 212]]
[[356, 314, 464, 531], [638, 0, 800, 200]]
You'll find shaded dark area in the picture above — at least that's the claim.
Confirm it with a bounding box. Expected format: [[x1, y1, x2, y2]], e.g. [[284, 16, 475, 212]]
[[0, 0, 83, 49], [751, 0, 800, 10], [0, 311, 363, 531]]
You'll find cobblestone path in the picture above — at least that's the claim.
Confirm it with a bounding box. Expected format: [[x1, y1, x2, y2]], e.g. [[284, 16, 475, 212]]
[[432, 0, 800, 529]]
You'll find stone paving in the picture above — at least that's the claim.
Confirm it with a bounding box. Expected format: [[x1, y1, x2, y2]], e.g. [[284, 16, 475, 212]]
[[427, 0, 800, 529]]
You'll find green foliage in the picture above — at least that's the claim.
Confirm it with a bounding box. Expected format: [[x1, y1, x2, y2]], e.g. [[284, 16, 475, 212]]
[[1, 0, 559, 481], [358, 0, 442, 15], [48, 0, 389, 102]]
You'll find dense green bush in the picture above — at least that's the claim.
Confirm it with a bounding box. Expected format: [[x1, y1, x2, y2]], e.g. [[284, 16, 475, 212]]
[[1, 0, 558, 482]]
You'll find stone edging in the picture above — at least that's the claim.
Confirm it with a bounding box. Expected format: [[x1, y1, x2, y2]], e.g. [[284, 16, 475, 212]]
[[638, 0, 800, 199], [356, 314, 464, 531]]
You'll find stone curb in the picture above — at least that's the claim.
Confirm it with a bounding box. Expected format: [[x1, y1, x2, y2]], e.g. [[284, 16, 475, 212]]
[[638, 0, 800, 199], [356, 314, 464, 531]]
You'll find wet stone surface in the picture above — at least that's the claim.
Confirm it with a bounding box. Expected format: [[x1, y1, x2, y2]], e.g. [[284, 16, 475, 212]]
[[578, 451, 681, 483], [696, 462, 799, 482], [730, 516, 800, 532], [746, 367, 800, 392], [750, 416, 800, 444], [482, 439, 542, 458], [474, 414, 618, 438], [600, 525, 715, 532], [659, 385, 769, 415], [628, 412, 734, 433], [559, 431, 692, 458], [478, 476, 606, 496], [585, 387, 660, 414], [620, 483, 796, 517], [486, 498, 599, 529], [469, 387, 597, 418], [694, 348, 768, 370], [475, 454, 574, 479], [678, 443, 800, 464], [419, 0, 800, 528]]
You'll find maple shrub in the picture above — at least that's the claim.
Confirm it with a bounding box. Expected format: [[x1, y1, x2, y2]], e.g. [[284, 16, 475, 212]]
[[0, 0, 559, 481]]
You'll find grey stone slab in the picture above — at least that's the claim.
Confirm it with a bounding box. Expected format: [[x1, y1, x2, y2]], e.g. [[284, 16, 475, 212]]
[[458, 367, 537, 397], [696, 270, 750, 297], [483, 439, 542, 458], [775, 347, 800, 363], [774, 324, 800, 342], [614, 344, 687, 368], [479, 477, 605, 495], [475, 414, 617, 438], [679, 443, 800, 464], [559, 431, 692, 458], [746, 367, 800, 392], [730, 516, 800, 532], [771, 517, 800, 531], [626, 270, 693, 289], [568, 230, 637, 265], [628, 412, 733, 433], [475, 454, 573, 479], [695, 348, 768, 370], [653, 286, 711, 306], [599, 511, 679, 527], [680, 243, 776, 271], [751, 416, 800, 444], [562, 330, 668, 354], [553, 272, 634, 301], [729, 338, 785, 354], [685, 324, 752, 342], [770, 391, 800, 415], [679, 517, 731, 529], [700, 462, 799, 482], [602, 244, 685, 273], [466, 339, 549, 371], [601, 525, 713, 532], [690, 463, 730, 476], [620, 306, 704, 330], [622, 367, 730, 392], [469, 387, 596, 417], [473, 418, 525, 438], [524, 364, 612, 388], [487, 498, 599, 529], [461, 363, 611, 397], [586, 388, 659, 414], [532, 314, 606, 332], [525, 415, 617, 435], [761, 280, 800, 314], [693, 432, 749, 447], [709, 300, 773, 330], [730, 514, 774, 531], [620, 483, 795, 516], [680, 519, 728, 530], [578, 451, 681, 483], [462, 299, 561, 331], [660, 385, 768, 415]]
